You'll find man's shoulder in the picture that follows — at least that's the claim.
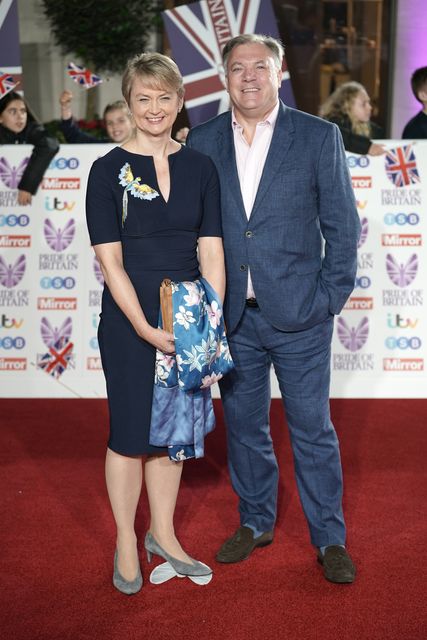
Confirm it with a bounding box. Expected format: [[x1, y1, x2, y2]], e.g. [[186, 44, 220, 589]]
[[188, 111, 231, 141], [402, 110, 427, 138]]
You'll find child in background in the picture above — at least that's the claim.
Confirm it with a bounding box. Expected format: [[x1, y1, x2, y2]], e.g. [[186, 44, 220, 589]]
[[59, 90, 133, 144], [0, 91, 59, 205], [402, 67, 427, 139], [320, 81, 385, 156]]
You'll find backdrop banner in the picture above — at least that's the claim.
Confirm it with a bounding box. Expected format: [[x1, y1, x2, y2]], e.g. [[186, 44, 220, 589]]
[[0, 142, 425, 398], [162, 0, 295, 126], [0, 0, 23, 92]]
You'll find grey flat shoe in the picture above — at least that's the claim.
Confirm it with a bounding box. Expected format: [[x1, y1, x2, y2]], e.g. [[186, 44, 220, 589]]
[[113, 549, 143, 595], [144, 531, 212, 577]]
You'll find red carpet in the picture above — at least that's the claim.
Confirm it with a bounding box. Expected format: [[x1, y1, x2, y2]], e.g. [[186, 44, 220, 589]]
[[1, 398, 426, 640]]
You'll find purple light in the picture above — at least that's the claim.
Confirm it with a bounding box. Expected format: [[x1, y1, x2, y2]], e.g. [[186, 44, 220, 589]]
[[391, 1, 427, 137]]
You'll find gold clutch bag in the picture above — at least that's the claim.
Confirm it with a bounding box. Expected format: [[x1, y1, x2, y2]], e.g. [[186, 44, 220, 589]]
[[159, 278, 173, 334]]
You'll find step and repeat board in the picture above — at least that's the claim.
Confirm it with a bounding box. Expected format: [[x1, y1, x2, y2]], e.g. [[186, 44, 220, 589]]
[[0, 142, 425, 398]]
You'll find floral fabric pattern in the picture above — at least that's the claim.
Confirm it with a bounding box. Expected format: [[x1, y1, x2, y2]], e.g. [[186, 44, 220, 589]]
[[149, 278, 234, 461]]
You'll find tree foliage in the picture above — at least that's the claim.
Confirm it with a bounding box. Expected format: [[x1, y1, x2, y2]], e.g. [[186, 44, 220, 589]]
[[40, 0, 159, 73]]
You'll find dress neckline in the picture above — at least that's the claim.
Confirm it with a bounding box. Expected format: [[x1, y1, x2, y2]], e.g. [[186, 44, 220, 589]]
[[117, 145, 184, 159]]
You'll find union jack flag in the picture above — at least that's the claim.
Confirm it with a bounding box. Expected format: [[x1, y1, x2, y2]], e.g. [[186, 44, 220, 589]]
[[0, 71, 18, 98], [385, 145, 420, 187], [38, 336, 74, 379], [67, 62, 102, 89], [162, 0, 295, 126]]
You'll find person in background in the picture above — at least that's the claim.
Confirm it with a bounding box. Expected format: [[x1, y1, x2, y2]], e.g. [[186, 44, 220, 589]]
[[402, 67, 427, 139], [0, 90, 59, 205], [320, 81, 385, 156], [59, 90, 133, 144], [174, 126, 189, 144], [187, 34, 360, 584]]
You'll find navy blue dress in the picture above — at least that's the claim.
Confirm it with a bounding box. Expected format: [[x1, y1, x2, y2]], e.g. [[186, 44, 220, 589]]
[[86, 146, 222, 455]]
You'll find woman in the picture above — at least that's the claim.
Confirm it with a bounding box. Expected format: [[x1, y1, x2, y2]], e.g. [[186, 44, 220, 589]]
[[320, 81, 385, 156], [85, 53, 225, 594], [0, 91, 59, 205]]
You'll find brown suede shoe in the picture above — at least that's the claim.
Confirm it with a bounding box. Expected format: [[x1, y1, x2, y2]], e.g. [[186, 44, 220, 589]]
[[317, 545, 356, 583], [215, 526, 274, 563]]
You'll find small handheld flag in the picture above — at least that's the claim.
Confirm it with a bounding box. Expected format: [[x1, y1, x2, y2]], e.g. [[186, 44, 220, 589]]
[[0, 71, 18, 99], [67, 62, 102, 89]]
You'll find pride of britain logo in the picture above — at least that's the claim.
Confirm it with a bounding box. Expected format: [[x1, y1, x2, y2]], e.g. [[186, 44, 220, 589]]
[[93, 256, 104, 285], [89, 257, 104, 307], [0, 157, 30, 189], [0, 254, 26, 288], [40, 316, 72, 348], [43, 218, 75, 252], [337, 317, 369, 352], [383, 253, 422, 307], [385, 254, 418, 287], [358, 217, 368, 248], [333, 316, 373, 370], [0, 254, 29, 307]]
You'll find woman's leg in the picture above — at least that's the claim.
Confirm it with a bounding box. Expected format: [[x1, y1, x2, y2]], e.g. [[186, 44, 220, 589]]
[[105, 447, 142, 580], [144, 455, 192, 563]]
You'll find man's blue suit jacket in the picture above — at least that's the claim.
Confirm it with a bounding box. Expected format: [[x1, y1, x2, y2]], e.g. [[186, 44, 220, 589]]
[[187, 101, 361, 334]]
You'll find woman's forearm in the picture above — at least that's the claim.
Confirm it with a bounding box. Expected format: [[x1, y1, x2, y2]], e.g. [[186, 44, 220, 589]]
[[198, 238, 226, 303]]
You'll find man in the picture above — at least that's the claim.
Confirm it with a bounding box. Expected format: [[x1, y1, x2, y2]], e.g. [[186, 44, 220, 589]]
[[187, 34, 360, 583]]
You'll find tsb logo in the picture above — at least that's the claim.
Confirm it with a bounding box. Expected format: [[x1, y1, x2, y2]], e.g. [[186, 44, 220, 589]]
[[347, 156, 370, 168], [383, 213, 419, 226], [0, 336, 26, 349], [354, 276, 371, 289], [48, 157, 79, 170], [385, 336, 422, 350], [0, 214, 30, 227], [40, 276, 76, 290]]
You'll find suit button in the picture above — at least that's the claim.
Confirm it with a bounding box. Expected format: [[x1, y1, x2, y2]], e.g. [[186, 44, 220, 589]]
[[240, 264, 246, 271], [245, 230, 253, 238]]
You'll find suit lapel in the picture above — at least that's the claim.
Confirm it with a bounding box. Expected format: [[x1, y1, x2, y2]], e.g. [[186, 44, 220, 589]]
[[216, 116, 247, 221], [251, 103, 295, 218]]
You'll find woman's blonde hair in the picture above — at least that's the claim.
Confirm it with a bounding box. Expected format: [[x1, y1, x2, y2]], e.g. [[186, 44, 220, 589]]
[[319, 81, 370, 137], [122, 52, 184, 104]]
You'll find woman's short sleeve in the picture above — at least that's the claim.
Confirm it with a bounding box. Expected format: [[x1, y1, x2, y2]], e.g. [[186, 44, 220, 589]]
[[199, 158, 222, 238], [86, 158, 121, 245]]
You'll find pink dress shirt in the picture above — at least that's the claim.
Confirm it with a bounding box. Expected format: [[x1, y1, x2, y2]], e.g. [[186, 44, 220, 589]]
[[232, 101, 280, 299]]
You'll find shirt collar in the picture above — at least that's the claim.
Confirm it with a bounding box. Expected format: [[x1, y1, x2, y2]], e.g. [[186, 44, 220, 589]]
[[232, 101, 280, 130]]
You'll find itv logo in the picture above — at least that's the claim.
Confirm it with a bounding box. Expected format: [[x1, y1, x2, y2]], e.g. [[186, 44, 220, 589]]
[[44, 197, 76, 212], [0, 314, 24, 329], [387, 313, 418, 329]]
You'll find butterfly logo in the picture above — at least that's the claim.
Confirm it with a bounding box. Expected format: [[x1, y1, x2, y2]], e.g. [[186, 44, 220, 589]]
[[40, 316, 73, 348], [118, 162, 159, 226], [358, 217, 368, 248], [93, 256, 104, 285], [386, 253, 418, 288], [43, 218, 75, 252], [0, 157, 29, 189], [0, 254, 26, 288], [337, 316, 369, 352]]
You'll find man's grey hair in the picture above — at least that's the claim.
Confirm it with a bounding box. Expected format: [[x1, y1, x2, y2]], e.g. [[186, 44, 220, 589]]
[[222, 34, 284, 73]]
